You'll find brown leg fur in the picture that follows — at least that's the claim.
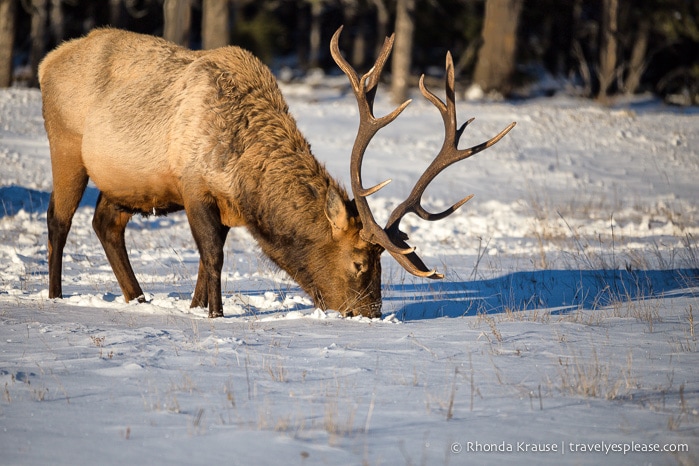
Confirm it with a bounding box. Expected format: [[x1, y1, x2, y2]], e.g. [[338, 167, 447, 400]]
[[92, 193, 145, 302], [46, 132, 88, 299], [191, 261, 209, 309], [186, 200, 229, 318]]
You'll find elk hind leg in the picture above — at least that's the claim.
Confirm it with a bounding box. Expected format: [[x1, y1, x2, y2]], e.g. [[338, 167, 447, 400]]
[[92, 193, 145, 302], [47, 135, 88, 299]]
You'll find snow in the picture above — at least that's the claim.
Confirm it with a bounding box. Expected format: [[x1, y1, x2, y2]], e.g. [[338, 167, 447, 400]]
[[1, 84, 698, 465]]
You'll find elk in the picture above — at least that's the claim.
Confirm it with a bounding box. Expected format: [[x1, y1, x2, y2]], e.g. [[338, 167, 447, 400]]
[[39, 26, 515, 318]]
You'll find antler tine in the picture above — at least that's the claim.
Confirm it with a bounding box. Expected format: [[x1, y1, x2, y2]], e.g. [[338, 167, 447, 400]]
[[386, 52, 516, 233], [330, 27, 410, 134], [386, 239, 444, 280], [330, 27, 413, 255], [363, 34, 395, 109]]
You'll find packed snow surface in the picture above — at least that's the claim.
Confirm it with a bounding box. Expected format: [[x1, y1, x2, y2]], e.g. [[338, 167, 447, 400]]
[[1, 84, 698, 465]]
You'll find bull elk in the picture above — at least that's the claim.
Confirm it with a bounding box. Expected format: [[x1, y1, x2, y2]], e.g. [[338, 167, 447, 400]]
[[39, 26, 515, 318]]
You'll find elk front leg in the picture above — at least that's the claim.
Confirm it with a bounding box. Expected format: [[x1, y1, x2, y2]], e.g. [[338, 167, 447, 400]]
[[186, 201, 229, 318], [190, 260, 209, 309], [92, 193, 145, 303], [190, 227, 228, 309]]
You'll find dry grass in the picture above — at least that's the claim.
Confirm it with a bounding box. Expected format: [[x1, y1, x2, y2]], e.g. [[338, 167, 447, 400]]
[[557, 349, 637, 400]]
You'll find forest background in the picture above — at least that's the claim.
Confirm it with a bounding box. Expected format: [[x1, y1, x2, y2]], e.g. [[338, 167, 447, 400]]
[[0, 0, 698, 106]]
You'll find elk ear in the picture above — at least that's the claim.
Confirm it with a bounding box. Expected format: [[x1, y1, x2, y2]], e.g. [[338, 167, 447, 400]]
[[325, 188, 349, 239]]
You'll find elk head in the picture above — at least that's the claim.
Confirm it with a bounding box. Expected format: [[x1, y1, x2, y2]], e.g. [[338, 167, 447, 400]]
[[329, 26, 515, 316], [303, 187, 384, 317]]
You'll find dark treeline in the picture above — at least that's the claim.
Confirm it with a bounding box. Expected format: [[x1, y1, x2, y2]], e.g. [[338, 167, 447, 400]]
[[1, 0, 697, 105]]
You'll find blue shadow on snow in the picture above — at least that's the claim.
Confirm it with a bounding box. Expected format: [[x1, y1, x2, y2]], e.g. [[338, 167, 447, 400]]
[[0, 185, 99, 218], [389, 268, 699, 321]]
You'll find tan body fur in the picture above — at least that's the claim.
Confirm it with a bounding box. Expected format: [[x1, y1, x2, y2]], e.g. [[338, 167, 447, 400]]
[[40, 29, 383, 318]]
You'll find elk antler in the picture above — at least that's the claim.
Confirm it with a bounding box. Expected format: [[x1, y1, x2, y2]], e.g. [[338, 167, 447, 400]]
[[329, 26, 413, 256], [330, 26, 516, 279]]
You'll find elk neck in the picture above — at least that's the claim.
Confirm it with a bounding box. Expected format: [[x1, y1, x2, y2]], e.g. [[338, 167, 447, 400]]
[[204, 59, 350, 296]]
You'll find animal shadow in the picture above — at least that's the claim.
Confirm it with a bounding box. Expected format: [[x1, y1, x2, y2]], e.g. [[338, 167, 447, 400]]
[[388, 268, 698, 321], [0, 185, 100, 218]]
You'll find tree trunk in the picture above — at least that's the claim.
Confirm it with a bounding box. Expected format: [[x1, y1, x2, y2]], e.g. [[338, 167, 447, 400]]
[[623, 19, 649, 95], [295, 2, 310, 70], [49, 0, 63, 46], [29, 0, 48, 87], [202, 0, 230, 49], [0, 0, 15, 87], [473, 0, 523, 96], [308, 0, 323, 69], [454, 39, 481, 78], [109, 0, 124, 28], [352, 26, 367, 70], [570, 0, 592, 97], [340, 0, 365, 69], [370, 0, 389, 58], [163, 0, 191, 46], [597, 0, 618, 102], [391, 0, 415, 105]]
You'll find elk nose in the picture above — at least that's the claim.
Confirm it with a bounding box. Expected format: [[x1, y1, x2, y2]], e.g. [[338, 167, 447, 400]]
[[369, 301, 382, 319]]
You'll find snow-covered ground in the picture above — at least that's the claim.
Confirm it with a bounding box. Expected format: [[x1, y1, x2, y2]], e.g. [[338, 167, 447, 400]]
[[1, 83, 698, 465]]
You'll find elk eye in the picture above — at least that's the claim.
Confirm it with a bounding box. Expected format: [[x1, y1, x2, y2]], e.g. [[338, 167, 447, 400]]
[[353, 262, 364, 275]]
